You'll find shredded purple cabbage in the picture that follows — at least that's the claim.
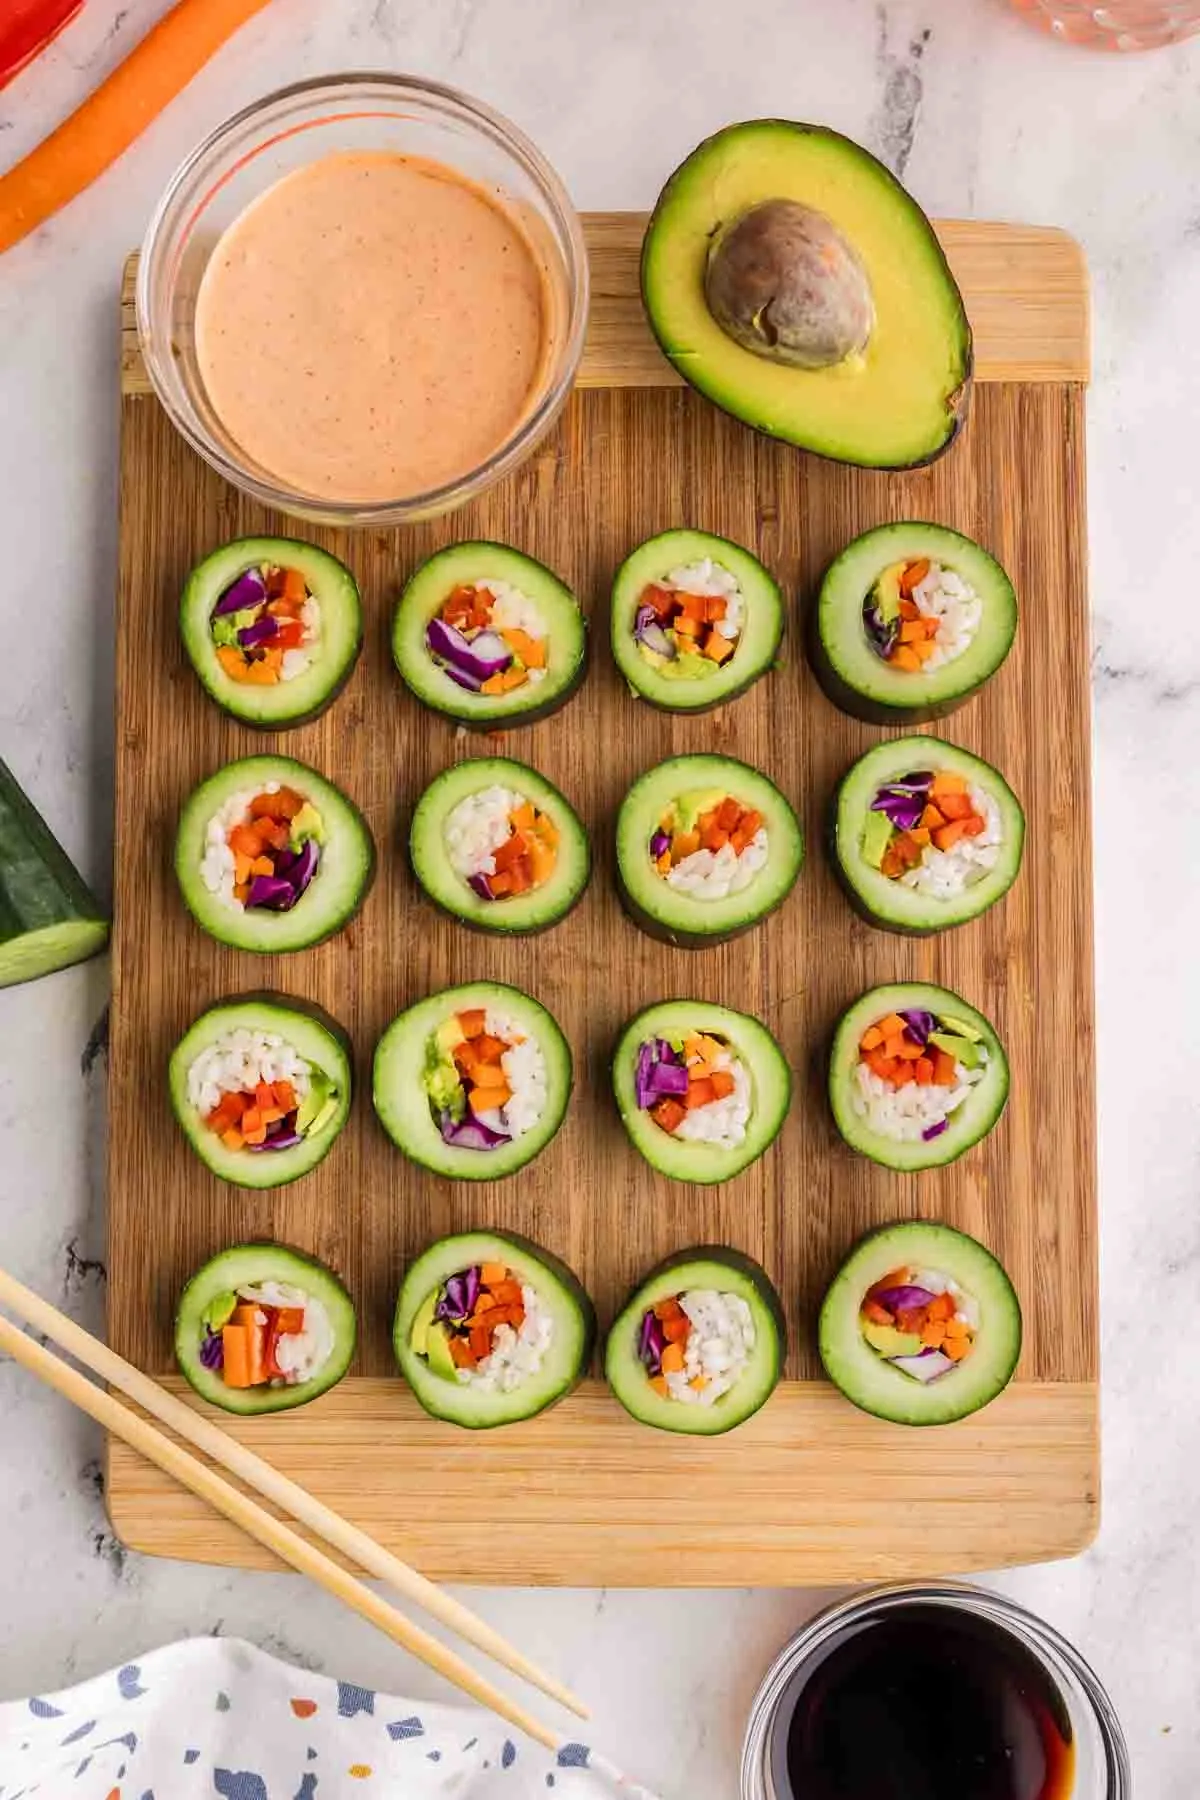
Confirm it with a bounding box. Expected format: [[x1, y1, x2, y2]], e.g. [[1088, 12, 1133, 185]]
[[634, 1039, 688, 1111], [922, 1118, 950, 1142], [871, 1283, 937, 1313], [862, 597, 899, 661], [198, 1327, 224, 1370], [899, 1008, 936, 1047], [468, 872, 495, 901], [237, 613, 279, 649], [426, 616, 512, 683], [639, 1308, 667, 1376], [247, 1128, 304, 1153], [212, 567, 267, 618], [649, 830, 670, 860], [435, 1266, 483, 1323]]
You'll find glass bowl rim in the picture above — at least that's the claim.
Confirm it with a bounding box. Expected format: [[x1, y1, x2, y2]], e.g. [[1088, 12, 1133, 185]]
[[134, 69, 590, 526], [740, 1580, 1131, 1799]]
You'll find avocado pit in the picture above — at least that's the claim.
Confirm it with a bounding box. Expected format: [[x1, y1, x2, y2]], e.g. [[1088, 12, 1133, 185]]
[[704, 198, 875, 370]]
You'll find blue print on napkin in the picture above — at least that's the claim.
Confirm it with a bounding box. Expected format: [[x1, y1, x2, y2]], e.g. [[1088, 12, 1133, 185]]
[[336, 1683, 375, 1719]]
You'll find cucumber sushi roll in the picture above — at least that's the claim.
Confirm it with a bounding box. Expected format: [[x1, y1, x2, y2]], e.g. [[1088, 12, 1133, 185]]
[[392, 542, 586, 727], [829, 983, 1008, 1171], [175, 754, 374, 953], [819, 1221, 1022, 1426], [812, 522, 1017, 725], [833, 737, 1023, 933], [169, 994, 351, 1188], [175, 1243, 356, 1415], [606, 1247, 785, 1435], [611, 528, 782, 711], [617, 754, 802, 946], [180, 537, 362, 728], [373, 982, 571, 1180], [409, 758, 589, 935], [393, 1230, 594, 1429], [613, 1000, 791, 1184]]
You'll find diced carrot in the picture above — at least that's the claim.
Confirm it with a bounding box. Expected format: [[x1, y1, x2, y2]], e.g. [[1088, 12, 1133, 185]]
[[531, 811, 559, 848], [709, 1069, 735, 1100], [449, 1335, 477, 1370], [232, 852, 252, 886], [489, 1280, 524, 1307], [489, 870, 514, 895], [274, 620, 306, 650], [671, 829, 701, 860], [663, 1315, 691, 1344], [228, 822, 264, 859], [493, 830, 530, 872], [499, 627, 546, 668], [240, 1108, 262, 1136], [510, 801, 537, 833], [715, 797, 741, 832], [649, 1375, 669, 1397], [266, 595, 302, 620], [272, 1079, 297, 1112], [897, 1307, 929, 1335], [875, 1269, 911, 1293], [239, 654, 281, 685], [229, 1305, 264, 1333], [927, 1291, 956, 1322], [932, 821, 969, 851], [914, 1056, 935, 1086], [481, 673, 506, 694], [471, 1324, 496, 1361], [860, 1025, 884, 1052], [233, 881, 250, 904], [877, 1014, 907, 1039], [921, 1320, 947, 1348], [272, 1307, 305, 1335], [280, 567, 307, 603], [893, 832, 924, 867], [653, 1297, 685, 1322], [889, 646, 922, 672], [920, 804, 946, 830], [660, 1342, 686, 1374], [642, 583, 676, 619], [207, 1093, 246, 1134], [674, 612, 703, 638], [256, 818, 291, 851], [254, 1081, 276, 1112], [525, 836, 554, 887], [931, 1048, 958, 1086], [700, 824, 729, 853], [894, 1037, 924, 1062], [880, 846, 904, 880], [866, 1052, 898, 1083], [862, 1299, 893, 1326], [882, 1034, 906, 1061], [469, 1083, 510, 1114], [220, 1325, 254, 1388], [960, 814, 986, 837], [471, 1062, 509, 1091], [911, 638, 938, 662], [892, 1062, 916, 1088], [737, 810, 762, 840], [677, 591, 708, 622], [685, 1078, 716, 1110], [656, 851, 673, 875], [943, 1316, 970, 1340], [943, 1336, 971, 1361], [249, 855, 274, 878], [216, 645, 252, 681], [936, 791, 973, 821], [898, 597, 921, 621], [509, 857, 533, 893], [221, 1127, 245, 1151], [651, 1097, 686, 1133], [704, 631, 733, 663], [899, 558, 931, 595], [930, 772, 968, 798], [458, 1009, 486, 1039], [899, 620, 927, 644], [907, 827, 931, 847]]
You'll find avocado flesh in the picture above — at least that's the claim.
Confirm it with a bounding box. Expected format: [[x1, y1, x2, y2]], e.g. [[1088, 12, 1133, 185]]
[[425, 1320, 459, 1381], [861, 1320, 924, 1357], [674, 787, 727, 833], [642, 121, 972, 469], [409, 1291, 438, 1357], [929, 1029, 982, 1068], [861, 808, 893, 870]]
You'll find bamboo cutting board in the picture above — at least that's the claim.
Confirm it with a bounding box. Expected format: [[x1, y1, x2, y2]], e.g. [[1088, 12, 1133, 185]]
[[107, 217, 1096, 1583]]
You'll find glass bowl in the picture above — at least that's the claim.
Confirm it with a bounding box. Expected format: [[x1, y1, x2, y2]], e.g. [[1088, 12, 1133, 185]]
[[136, 73, 589, 528], [741, 1582, 1130, 1799]]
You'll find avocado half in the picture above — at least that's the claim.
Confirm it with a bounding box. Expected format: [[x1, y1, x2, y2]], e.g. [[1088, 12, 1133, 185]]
[[641, 121, 972, 470]]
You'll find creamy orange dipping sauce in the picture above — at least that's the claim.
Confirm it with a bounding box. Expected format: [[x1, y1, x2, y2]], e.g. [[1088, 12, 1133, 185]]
[[194, 151, 553, 504]]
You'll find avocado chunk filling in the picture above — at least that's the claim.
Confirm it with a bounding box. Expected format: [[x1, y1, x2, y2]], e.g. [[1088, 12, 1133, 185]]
[[410, 1260, 552, 1392], [863, 557, 983, 672], [423, 1007, 547, 1151], [199, 1279, 335, 1391], [200, 782, 325, 913], [632, 557, 744, 677], [860, 1264, 979, 1382], [634, 1032, 751, 1149], [865, 768, 1000, 893], [638, 1288, 756, 1406], [854, 1007, 988, 1143], [210, 562, 320, 686], [425, 579, 549, 698], [186, 1027, 340, 1155], [649, 789, 769, 900], [443, 785, 559, 902]]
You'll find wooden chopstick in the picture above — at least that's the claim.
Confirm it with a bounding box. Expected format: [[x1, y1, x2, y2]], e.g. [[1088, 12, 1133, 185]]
[[0, 1301, 577, 1748], [0, 1267, 584, 1720]]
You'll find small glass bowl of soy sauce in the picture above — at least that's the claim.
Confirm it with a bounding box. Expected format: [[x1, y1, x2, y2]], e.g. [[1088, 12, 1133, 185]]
[[741, 1583, 1130, 1800]]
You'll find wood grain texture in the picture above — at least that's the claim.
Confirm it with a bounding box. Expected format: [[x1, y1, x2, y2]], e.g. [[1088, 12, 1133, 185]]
[[120, 216, 1090, 396], [108, 223, 1097, 1582]]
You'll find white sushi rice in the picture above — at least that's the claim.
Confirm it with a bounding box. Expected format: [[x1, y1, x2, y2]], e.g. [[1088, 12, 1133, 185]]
[[443, 785, 526, 881], [908, 562, 982, 670], [277, 593, 321, 683], [478, 579, 547, 646], [851, 1054, 985, 1143], [186, 1028, 312, 1118], [673, 1048, 752, 1149], [665, 829, 769, 901], [898, 784, 1002, 900], [910, 1268, 982, 1331], [661, 1289, 756, 1407], [456, 1281, 553, 1394], [235, 1280, 334, 1385], [666, 557, 745, 640], [470, 1009, 546, 1140]]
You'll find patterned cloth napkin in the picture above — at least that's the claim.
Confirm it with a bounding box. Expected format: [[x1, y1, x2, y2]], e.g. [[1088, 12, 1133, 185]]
[[0, 1636, 660, 1799]]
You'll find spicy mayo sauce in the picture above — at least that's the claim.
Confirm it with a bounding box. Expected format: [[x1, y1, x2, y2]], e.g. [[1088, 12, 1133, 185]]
[[195, 150, 552, 503]]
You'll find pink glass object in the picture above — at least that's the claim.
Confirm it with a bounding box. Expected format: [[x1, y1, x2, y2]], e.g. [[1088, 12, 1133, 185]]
[[1009, 0, 1200, 47]]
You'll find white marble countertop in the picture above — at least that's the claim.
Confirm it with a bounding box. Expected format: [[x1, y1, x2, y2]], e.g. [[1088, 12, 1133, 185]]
[[1, 1, 1198, 1792]]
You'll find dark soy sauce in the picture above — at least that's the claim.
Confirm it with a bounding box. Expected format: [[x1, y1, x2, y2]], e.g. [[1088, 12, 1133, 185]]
[[773, 1605, 1075, 1800]]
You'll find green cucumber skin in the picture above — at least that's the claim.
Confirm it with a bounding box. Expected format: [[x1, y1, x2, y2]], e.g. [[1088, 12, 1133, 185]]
[[807, 610, 981, 727], [192, 659, 361, 733], [417, 649, 589, 732], [824, 801, 939, 936], [616, 870, 784, 948], [627, 1245, 788, 1345], [411, 855, 589, 937], [0, 757, 109, 985]]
